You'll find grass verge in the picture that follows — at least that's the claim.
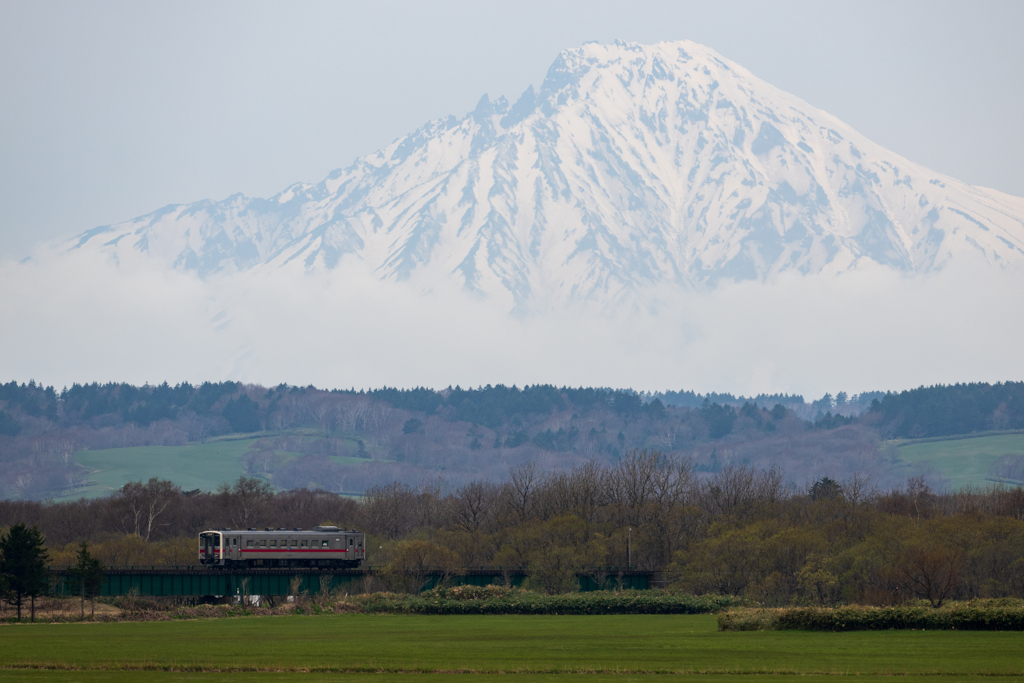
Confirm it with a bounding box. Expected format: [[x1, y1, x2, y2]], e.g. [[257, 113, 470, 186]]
[[2, 589, 736, 623]]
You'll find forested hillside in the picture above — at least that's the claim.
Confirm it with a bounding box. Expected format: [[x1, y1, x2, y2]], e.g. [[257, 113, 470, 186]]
[[0, 380, 1022, 500], [871, 383, 1024, 438]]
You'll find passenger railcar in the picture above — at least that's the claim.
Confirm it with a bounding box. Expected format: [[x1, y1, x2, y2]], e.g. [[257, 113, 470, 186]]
[[198, 526, 365, 568]]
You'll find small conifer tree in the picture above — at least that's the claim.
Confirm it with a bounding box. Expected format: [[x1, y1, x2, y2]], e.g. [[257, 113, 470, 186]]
[[0, 523, 50, 622], [70, 542, 106, 618]]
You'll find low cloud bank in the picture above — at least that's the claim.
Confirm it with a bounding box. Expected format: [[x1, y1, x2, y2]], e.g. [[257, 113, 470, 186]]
[[2, 249, 1021, 397]]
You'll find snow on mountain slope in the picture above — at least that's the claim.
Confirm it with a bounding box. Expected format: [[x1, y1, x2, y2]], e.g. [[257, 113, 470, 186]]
[[65, 40, 1024, 310]]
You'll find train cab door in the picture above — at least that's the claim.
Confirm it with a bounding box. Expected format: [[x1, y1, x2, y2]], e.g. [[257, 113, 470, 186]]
[[202, 533, 215, 564]]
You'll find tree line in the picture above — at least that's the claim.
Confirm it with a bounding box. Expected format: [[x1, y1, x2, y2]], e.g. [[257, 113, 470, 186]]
[[3, 379, 1019, 439], [2, 452, 1024, 605]]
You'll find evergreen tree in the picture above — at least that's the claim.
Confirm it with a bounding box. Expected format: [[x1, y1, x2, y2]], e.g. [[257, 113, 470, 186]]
[[700, 399, 737, 439], [223, 394, 261, 432], [0, 523, 50, 621], [69, 542, 105, 618], [810, 477, 843, 501], [0, 409, 20, 436]]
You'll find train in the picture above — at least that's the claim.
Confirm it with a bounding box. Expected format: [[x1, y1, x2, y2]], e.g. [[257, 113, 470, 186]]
[[198, 526, 366, 569]]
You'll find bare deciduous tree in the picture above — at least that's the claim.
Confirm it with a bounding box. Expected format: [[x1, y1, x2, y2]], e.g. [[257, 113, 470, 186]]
[[109, 478, 181, 541], [451, 481, 499, 533], [217, 476, 274, 529], [363, 482, 418, 539], [505, 462, 542, 522]]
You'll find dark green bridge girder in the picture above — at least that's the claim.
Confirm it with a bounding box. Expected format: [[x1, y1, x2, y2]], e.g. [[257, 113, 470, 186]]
[[49, 567, 651, 597]]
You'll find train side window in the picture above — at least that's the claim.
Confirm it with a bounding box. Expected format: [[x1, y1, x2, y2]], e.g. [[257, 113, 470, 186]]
[[260, 540, 266, 547], [270, 540, 277, 547], [232, 538, 237, 546], [290, 540, 297, 547], [246, 540, 253, 547], [321, 540, 329, 548], [301, 540, 307, 547], [349, 538, 354, 546]]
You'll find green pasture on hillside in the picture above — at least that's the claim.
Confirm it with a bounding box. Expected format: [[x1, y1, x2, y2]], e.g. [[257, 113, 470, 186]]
[[58, 431, 1024, 500], [892, 433, 1024, 490], [1, 614, 1023, 681], [63, 435, 371, 499]]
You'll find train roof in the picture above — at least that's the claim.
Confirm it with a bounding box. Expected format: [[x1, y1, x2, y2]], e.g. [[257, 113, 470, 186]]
[[201, 526, 361, 535]]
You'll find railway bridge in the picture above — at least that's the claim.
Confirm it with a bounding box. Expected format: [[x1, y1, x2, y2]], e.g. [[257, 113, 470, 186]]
[[49, 566, 652, 598]]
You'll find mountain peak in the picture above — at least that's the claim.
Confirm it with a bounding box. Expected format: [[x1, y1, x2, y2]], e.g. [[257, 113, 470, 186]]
[[66, 40, 1024, 308]]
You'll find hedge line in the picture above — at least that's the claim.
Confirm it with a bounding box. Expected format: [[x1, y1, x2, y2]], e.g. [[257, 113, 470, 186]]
[[357, 588, 739, 615], [718, 602, 1024, 631]]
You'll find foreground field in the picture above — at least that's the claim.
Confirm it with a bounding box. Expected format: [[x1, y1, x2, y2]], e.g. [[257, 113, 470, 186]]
[[5, 676, 1024, 683], [2, 614, 1023, 682]]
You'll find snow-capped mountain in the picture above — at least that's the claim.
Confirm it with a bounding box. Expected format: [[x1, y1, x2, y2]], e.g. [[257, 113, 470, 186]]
[[67, 40, 1024, 309]]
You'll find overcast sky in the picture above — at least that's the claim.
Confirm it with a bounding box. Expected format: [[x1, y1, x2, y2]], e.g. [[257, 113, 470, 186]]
[[2, 0, 1023, 260]]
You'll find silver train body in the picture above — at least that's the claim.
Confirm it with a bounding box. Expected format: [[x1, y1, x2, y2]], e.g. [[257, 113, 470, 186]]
[[198, 526, 365, 568]]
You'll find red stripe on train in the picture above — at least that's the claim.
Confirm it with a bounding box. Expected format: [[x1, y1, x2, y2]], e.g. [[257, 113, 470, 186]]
[[239, 549, 350, 553], [201, 548, 352, 553]]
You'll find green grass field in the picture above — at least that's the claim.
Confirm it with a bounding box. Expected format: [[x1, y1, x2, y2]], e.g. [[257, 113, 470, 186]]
[[1, 614, 1023, 682], [3, 676, 1022, 683], [63, 435, 372, 500], [893, 433, 1024, 490]]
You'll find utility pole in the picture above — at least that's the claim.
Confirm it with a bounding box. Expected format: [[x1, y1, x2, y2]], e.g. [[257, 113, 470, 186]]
[[628, 527, 631, 570]]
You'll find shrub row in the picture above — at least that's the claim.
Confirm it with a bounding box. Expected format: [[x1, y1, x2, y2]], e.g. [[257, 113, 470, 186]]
[[356, 588, 739, 615], [718, 601, 1024, 631], [5, 589, 736, 622]]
